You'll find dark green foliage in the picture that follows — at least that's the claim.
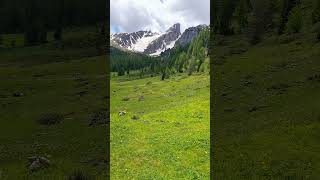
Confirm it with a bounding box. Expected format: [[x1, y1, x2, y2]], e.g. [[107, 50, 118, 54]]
[[279, 0, 300, 34], [0, 0, 107, 45], [248, 0, 275, 44], [213, 0, 238, 35], [187, 57, 197, 76], [234, 0, 250, 33], [286, 6, 303, 33], [312, 0, 320, 24], [110, 47, 157, 76], [117, 67, 125, 76], [187, 27, 210, 73], [211, 0, 320, 42]]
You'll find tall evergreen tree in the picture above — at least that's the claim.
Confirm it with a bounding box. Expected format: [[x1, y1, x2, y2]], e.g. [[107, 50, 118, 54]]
[[279, 0, 300, 34]]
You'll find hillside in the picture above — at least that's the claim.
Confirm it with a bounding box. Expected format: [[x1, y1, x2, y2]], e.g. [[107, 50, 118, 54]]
[[0, 28, 108, 179], [212, 31, 320, 179], [211, 0, 320, 178]]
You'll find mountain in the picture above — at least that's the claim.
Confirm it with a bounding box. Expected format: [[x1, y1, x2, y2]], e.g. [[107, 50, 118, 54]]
[[110, 23, 208, 56], [143, 23, 181, 55], [110, 30, 160, 50], [175, 25, 207, 48], [111, 23, 180, 56]]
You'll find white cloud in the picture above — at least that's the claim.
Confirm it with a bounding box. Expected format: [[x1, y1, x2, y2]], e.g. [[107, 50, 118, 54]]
[[110, 0, 210, 33]]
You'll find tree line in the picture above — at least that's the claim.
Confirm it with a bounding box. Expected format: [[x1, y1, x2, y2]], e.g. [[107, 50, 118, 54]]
[[212, 0, 320, 43], [110, 47, 158, 76], [0, 0, 107, 46]]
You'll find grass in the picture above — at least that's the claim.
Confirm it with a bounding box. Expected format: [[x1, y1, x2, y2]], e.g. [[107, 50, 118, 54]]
[[212, 33, 320, 179], [0, 28, 108, 179], [110, 73, 210, 179]]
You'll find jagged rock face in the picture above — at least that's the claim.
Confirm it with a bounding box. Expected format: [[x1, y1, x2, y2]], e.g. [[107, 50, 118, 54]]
[[111, 31, 157, 49], [175, 25, 207, 47], [144, 23, 181, 55]]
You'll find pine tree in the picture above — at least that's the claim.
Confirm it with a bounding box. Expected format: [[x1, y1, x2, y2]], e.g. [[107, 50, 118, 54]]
[[235, 0, 250, 33], [248, 0, 274, 44], [279, 0, 300, 34]]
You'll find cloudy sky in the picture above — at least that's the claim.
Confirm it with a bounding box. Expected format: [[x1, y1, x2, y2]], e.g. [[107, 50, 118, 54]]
[[111, 0, 210, 34]]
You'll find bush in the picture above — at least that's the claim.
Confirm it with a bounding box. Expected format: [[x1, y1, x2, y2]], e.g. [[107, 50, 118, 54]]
[[286, 6, 303, 34]]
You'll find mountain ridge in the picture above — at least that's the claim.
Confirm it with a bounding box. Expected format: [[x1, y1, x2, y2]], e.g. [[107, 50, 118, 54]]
[[110, 23, 208, 56]]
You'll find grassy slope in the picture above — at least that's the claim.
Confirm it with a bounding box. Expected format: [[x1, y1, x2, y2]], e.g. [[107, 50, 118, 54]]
[[213, 33, 320, 179], [0, 29, 108, 179], [111, 73, 210, 179]]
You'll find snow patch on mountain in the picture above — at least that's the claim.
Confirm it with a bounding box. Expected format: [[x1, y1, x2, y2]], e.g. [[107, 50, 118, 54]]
[[149, 35, 180, 56], [129, 33, 162, 52]]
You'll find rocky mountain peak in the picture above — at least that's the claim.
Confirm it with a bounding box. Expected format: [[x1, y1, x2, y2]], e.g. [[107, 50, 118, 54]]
[[174, 24, 207, 47], [166, 23, 181, 33]]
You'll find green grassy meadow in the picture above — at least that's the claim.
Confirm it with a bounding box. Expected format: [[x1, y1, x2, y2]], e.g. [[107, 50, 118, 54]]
[[212, 33, 320, 179], [110, 73, 210, 179], [0, 29, 108, 179]]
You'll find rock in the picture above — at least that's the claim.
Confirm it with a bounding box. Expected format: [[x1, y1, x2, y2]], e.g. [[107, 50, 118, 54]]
[[28, 156, 50, 172], [118, 111, 126, 116], [144, 23, 181, 54], [187, 93, 193, 97], [122, 97, 130, 101], [142, 120, 149, 124], [138, 96, 144, 101], [131, 115, 139, 120], [111, 30, 157, 49], [175, 25, 207, 47]]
